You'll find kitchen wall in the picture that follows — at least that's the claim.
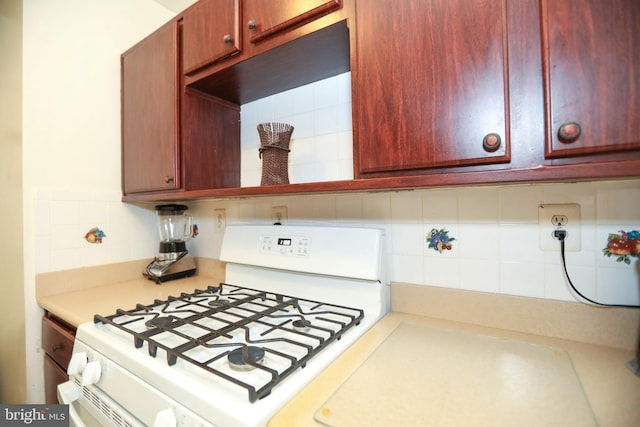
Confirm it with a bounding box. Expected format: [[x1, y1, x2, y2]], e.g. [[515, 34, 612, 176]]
[[21, 0, 640, 404]]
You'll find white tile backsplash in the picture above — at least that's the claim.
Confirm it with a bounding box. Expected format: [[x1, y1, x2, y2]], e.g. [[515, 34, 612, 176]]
[[596, 180, 640, 225], [187, 179, 640, 306], [37, 179, 640, 306], [34, 191, 156, 273]]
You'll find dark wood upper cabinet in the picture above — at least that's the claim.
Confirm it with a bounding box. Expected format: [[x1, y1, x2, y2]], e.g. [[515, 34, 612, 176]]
[[121, 0, 640, 203], [353, 0, 511, 176], [122, 19, 240, 197], [121, 21, 180, 194], [182, 0, 241, 75], [244, 0, 343, 44], [541, 0, 640, 158]]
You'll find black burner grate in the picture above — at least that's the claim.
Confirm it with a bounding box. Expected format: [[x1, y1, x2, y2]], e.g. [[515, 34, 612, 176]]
[[94, 283, 364, 402]]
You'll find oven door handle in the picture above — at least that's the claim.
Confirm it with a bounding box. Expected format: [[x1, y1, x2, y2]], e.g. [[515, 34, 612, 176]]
[[57, 380, 86, 427]]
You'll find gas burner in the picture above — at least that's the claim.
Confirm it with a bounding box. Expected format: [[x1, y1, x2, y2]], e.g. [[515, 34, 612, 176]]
[[228, 346, 266, 371], [145, 316, 173, 329], [292, 318, 311, 332], [208, 298, 230, 306]]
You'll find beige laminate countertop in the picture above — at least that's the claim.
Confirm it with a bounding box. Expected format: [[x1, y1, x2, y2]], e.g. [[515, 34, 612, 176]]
[[269, 312, 640, 427], [36, 258, 225, 327], [38, 275, 220, 327]]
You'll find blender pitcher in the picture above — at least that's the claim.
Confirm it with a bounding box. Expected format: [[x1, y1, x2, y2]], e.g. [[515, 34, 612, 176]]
[[157, 204, 193, 246], [144, 204, 197, 283]]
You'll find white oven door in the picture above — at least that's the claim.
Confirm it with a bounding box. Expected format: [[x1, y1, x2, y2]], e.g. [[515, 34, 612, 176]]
[[58, 379, 146, 427]]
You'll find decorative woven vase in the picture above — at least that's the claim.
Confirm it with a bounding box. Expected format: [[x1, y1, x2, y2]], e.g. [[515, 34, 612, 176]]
[[257, 122, 294, 185]]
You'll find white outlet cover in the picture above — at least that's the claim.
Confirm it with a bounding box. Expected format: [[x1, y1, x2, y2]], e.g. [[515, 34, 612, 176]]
[[271, 206, 288, 225], [214, 208, 226, 234], [538, 203, 581, 251]]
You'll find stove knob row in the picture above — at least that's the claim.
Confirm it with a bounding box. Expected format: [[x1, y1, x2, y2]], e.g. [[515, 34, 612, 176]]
[[67, 351, 102, 386]]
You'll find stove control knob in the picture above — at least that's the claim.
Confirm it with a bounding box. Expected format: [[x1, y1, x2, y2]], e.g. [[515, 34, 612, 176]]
[[81, 360, 102, 386], [67, 352, 87, 375], [153, 408, 177, 427]]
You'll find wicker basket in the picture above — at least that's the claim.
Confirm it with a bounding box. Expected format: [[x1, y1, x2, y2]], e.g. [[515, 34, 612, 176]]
[[257, 122, 294, 185]]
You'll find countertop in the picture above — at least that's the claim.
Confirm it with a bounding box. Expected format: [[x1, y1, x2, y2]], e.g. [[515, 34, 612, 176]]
[[269, 312, 640, 427], [36, 258, 225, 327], [38, 275, 220, 327], [36, 262, 640, 426]]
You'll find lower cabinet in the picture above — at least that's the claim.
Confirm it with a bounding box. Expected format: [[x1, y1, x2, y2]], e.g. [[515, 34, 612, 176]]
[[42, 314, 75, 404]]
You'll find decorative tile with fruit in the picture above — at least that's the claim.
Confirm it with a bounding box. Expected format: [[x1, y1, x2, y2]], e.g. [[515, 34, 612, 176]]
[[426, 228, 455, 253], [602, 230, 640, 264], [85, 227, 106, 244]]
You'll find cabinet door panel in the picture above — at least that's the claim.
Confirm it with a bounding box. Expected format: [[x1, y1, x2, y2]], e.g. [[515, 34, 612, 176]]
[[245, 0, 342, 44], [542, 0, 640, 158], [44, 355, 67, 404], [183, 0, 240, 74], [122, 22, 179, 193], [182, 90, 240, 190], [354, 0, 510, 175]]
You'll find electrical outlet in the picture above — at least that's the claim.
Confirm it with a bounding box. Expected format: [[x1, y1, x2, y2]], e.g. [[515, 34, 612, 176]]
[[272, 206, 288, 225], [214, 208, 226, 234], [538, 203, 581, 251]]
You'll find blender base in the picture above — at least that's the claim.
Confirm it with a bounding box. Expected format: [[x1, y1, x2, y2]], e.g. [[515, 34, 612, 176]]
[[144, 255, 197, 284]]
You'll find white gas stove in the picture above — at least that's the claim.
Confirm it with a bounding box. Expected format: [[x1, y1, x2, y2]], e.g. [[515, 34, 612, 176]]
[[59, 225, 388, 427]]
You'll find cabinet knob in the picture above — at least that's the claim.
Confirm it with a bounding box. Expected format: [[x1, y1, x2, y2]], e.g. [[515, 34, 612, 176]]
[[223, 33, 233, 44], [557, 122, 581, 143], [482, 133, 501, 152], [164, 176, 174, 184], [52, 344, 62, 352], [247, 18, 256, 30]]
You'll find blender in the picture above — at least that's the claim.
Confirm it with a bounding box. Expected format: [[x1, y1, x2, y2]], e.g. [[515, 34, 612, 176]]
[[144, 204, 197, 283]]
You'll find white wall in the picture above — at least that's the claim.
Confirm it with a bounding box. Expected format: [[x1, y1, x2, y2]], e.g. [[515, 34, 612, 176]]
[[22, 0, 180, 403]]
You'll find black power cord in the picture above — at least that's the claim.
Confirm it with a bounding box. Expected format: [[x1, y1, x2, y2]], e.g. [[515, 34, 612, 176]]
[[556, 230, 640, 309]]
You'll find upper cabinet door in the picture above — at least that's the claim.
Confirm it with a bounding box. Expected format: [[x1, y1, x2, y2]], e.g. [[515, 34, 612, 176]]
[[244, 0, 342, 44], [353, 0, 510, 175], [122, 21, 180, 194], [182, 0, 240, 74], [542, 0, 640, 158]]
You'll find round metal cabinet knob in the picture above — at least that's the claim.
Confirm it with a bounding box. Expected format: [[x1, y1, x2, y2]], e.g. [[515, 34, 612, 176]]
[[482, 133, 502, 152], [223, 33, 233, 44], [247, 18, 256, 30], [164, 176, 174, 184], [557, 122, 581, 143]]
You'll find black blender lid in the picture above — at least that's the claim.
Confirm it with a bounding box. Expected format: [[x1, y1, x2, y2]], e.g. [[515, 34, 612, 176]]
[[155, 204, 189, 215]]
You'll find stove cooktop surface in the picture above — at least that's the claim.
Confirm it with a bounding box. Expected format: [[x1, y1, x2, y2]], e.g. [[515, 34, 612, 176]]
[[93, 283, 364, 402]]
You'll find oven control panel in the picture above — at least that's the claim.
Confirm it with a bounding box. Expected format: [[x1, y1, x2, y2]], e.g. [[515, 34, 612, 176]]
[[260, 234, 310, 257]]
